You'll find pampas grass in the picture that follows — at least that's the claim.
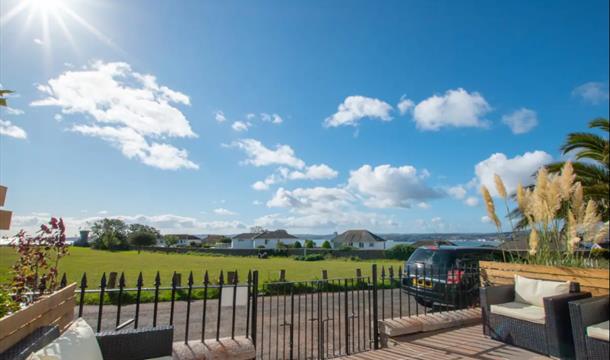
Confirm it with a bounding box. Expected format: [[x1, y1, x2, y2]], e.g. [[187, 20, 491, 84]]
[[481, 161, 607, 268]]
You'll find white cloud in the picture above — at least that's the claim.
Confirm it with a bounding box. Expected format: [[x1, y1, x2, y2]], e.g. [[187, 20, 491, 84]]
[[231, 121, 250, 132], [412, 88, 491, 131], [54, 114, 63, 121], [347, 164, 442, 208], [447, 185, 467, 200], [5, 213, 247, 237], [261, 113, 283, 124], [267, 186, 354, 214], [417, 202, 431, 209], [31, 61, 197, 170], [287, 164, 338, 180], [397, 96, 415, 115], [0, 119, 27, 139], [213, 208, 238, 216], [324, 95, 393, 127], [214, 110, 227, 123], [475, 151, 553, 197], [33, 38, 43, 45], [3, 107, 24, 115], [481, 215, 491, 224], [502, 108, 538, 134], [464, 196, 479, 207], [72, 125, 198, 170], [252, 164, 339, 191], [252, 200, 262, 206], [230, 139, 305, 169], [572, 82, 609, 104]]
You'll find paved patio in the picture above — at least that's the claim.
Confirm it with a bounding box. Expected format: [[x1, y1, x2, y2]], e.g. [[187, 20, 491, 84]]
[[340, 324, 550, 360]]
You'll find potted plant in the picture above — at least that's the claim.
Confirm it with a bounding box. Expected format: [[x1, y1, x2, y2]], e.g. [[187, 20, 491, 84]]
[[479, 162, 609, 296], [0, 218, 75, 353]]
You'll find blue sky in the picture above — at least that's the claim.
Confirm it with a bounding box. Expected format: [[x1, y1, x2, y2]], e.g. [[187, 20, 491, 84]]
[[1, 0, 608, 236]]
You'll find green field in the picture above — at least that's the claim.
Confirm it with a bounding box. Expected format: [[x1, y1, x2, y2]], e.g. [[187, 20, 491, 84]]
[[0, 247, 402, 287]]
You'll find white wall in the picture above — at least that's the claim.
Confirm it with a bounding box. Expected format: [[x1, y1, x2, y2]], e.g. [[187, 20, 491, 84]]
[[231, 239, 254, 249], [332, 241, 387, 250]]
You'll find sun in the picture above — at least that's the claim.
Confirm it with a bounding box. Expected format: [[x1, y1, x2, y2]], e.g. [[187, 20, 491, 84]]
[[1, 0, 120, 53], [29, 0, 66, 14]]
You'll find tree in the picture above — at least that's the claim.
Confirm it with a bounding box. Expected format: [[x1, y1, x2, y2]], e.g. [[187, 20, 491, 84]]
[[0, 89, 14, 107], [128, 231, 157, 253], [293, 240, 302, 249], [547, 118, 609, 220], [127, 224, 160, 252], [304, 239, 315, 248], [163, 235, 179, 248], [128, 224, 160, 238], [510, 118, 610, 229], [90, 218, 129, 250], [321, 240, 332, 249]]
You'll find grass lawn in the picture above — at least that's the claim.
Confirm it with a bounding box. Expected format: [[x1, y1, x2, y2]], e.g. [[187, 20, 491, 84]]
[[0, 247, 402, 287]]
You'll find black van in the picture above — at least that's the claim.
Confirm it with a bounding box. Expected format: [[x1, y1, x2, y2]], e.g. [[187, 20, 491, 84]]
[[401, 246, 502, 308]]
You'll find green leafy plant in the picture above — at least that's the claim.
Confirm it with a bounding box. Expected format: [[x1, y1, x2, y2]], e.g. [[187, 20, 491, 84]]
[[321, 240, 332, 249], [385, 244, 416, 260], [90, 218, 129, 250], [0, 287, 20, 318]]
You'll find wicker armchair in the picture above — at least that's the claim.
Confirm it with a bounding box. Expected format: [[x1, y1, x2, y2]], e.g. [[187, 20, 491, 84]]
[[569, 296, 609, 360], [0, 325, 173, 360], [480, 282, 590, 359], [96, 325, 174, 360]]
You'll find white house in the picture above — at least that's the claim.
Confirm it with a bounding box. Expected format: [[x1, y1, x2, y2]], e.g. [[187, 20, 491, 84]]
[[231, 229, 299, 249], [331, 230, 387, 250], [164, 234, 202, 247]]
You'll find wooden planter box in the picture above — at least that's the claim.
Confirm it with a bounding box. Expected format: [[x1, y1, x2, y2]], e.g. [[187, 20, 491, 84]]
[[479, 261, 610, 296], [0, 283, 76, 353]]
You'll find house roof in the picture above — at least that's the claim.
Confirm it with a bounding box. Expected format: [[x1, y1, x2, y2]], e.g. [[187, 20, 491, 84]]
[[232, 232, 257, 240], [331, 230, 385, 243], [254, 229, 297, 240]]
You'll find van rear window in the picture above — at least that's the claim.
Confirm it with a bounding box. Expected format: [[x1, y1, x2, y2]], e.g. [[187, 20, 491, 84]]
[[408, 249, 454, 265]]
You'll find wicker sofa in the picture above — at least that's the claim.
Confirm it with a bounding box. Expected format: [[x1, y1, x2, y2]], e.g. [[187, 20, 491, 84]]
[[480, 276, 591, 359], [569, 296, 609, 360], [0, 322, 173, 360]]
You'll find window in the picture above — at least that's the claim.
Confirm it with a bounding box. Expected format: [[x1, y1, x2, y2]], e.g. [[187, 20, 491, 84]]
[[369, 243, 374, 247], [359, 242, 364, 248], [264, 239, 268, 245]]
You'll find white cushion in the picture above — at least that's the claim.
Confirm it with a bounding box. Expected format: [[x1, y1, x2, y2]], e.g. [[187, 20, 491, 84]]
[[587, 320, 609, 342], [514, 275, 570, 307], [28, 318, 103, 360], [490, 301, 546, 324]]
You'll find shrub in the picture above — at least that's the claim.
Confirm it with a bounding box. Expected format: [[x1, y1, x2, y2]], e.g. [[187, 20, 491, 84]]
[[304, 240, 315, 248], [0, 287, 20, 318], [385, 244, 416, 260], [294, 254, 325, 261], [321, 240, 332, 249], [90, 218, 129, 250], [591, 248, 609, 259], [338, 245, 353, 251], [294, 241, 302, 248]]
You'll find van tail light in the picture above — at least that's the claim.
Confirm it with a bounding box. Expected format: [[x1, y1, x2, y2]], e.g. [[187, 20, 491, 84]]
[[447, 269, 464, 284]]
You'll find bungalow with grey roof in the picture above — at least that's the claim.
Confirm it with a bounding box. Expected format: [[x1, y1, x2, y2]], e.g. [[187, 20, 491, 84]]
[[231, 229, 299, 249], [331, 229, 387, 250]]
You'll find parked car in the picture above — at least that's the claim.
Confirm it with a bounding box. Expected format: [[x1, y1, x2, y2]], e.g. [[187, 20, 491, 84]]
[[402, 246, 502, 308]]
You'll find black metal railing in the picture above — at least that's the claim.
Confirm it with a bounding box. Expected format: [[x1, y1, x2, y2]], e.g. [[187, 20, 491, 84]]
[[74, 270, 258, 344], [64, 262, 480, 359]]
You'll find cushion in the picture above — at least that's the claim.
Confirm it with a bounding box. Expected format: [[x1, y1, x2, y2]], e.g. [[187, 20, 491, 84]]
[[514, 275, 570, 307], [587, 320, 610, 342], [490, 301, 546, 324], [27, 318, 103, 360]]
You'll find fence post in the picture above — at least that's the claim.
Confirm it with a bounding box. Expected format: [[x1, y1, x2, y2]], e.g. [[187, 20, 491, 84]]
[[250, 270, 259, 346], [279, 269, 286, 282], [371, 264, 379, 350]]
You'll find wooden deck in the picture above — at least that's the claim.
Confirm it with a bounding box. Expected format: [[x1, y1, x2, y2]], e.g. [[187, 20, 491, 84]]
[[340, 325, 550, 360]]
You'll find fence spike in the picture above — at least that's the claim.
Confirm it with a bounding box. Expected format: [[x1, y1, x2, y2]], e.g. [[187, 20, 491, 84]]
[[381, 266, 386, 278], [80, 273, 88, 288], [137, 272, 144, 287], [204, 270, 209, 284], [60, 273, 67, 288], [219, 270, 224, 285], [154, 271, 161, 286], [100, 272, 107, 287], [172, 271, 177, 286], [119, 272, 126, 287], [188, 271, 194, 285], [233, 270, 239, 284]]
